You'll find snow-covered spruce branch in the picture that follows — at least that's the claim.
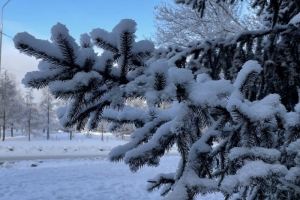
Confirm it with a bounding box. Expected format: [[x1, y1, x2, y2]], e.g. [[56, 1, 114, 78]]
[[147, 173, 175, 196], [15, 20, 154, 130], [14, 7, 300, 199]]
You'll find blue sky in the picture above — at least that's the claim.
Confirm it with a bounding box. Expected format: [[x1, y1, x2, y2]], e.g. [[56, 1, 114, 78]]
[[0, 0, 163, 100], [3, 0, 162, 40]]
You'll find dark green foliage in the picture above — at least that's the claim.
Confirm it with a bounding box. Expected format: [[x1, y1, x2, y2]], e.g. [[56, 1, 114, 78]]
[[14, 2, 300, 199], [15, 20, 153, 130], [154, 72, 166, 91]]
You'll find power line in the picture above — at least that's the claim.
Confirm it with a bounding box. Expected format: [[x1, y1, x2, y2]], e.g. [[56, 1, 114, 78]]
[[0, 31, 13, 39], [2, 68, 28, 73]]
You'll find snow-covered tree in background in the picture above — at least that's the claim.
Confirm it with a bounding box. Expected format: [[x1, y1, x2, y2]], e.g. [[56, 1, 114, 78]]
[[23, 89, 43, 141], [0, 71, 24, 141], [14, 0, 300, 199], [39, 87, 61, 139], [152, 0, 260, 47], [24, 89, 33, 141]]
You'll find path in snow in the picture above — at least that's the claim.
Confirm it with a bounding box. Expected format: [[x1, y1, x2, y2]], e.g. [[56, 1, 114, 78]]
[[0, 157, 223, 200]]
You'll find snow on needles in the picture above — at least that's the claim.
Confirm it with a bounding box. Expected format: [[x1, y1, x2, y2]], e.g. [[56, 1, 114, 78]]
[[50, 23, 80, 57], [90, 28, 118, 47], [49, 71, 102, 93], [80, 33, 93, 48], [289, 12, 300, 25], [236, 161, 287, 185], [221, 161, 288, 194], [229, 147, 281, 162], [232, 60, 262, 99], [168, 67, 193, 85], [190, 79, 233, 107], [132, 40, 154, 54], [14, 32, 62, 59], [112, 19, 137, 35]]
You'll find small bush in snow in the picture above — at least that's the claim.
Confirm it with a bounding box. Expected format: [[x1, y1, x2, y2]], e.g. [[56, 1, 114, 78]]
[[37, 147, 42, 151], [6, 146, 14, 151]]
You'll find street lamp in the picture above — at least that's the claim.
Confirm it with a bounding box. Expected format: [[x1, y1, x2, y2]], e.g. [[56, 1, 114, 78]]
[[0, 0, 11, 75]]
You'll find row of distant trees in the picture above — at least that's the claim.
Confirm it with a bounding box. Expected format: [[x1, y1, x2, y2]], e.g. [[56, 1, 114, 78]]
[[0, 70, 63, 141], [0, 70, 146, 142]]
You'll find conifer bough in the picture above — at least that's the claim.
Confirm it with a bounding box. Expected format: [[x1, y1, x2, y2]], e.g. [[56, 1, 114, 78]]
[[14, 1, 300, 199]]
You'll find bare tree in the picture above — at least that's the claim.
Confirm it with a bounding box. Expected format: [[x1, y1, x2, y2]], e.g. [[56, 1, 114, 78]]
[[152, 0, 260, 47], [39, 87, 61, 140], [0, 71, 23, 141], [24, 89, 34, 141]]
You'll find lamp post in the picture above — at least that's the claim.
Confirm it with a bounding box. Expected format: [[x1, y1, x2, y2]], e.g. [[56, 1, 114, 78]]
[[0, 0, 11, 75]]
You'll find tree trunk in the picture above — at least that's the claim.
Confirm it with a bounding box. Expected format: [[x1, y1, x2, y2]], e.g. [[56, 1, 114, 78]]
[[101, 124, 104, 141], [28, 119, 31, 142], [2, 111, 5, 141], [47, 114, 50, 140], [70, 131, 72, 140], [10, 123, 13, 137]]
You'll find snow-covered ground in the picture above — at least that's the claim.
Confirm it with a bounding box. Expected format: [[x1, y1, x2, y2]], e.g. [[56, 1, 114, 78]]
[[0, 157, 223, 200], [1, 131, 145, 161], [0, 132, 223, 200]]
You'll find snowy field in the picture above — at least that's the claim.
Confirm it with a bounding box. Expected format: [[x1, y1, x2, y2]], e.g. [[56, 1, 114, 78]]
[[0, 132, 223, 200], [1, 131, 137, 161]]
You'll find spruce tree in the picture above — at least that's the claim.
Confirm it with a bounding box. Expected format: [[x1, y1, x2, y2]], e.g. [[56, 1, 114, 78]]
[[15, 20, 153, 130], [14, 1, 300, 199]]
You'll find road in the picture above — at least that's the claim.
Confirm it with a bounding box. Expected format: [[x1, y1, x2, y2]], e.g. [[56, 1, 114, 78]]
[[0, 154, 107, 163], [0, 152, 180, 163]]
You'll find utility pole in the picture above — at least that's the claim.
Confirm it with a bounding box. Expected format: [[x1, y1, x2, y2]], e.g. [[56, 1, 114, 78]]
[[1, 72, 4, 141], [2, 71, 6, 141], [0, 0, 11, 75], [0, 0, 11, 141]]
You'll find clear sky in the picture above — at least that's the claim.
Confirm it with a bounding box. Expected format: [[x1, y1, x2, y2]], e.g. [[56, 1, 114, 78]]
[[0, 0, 163, 101]]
